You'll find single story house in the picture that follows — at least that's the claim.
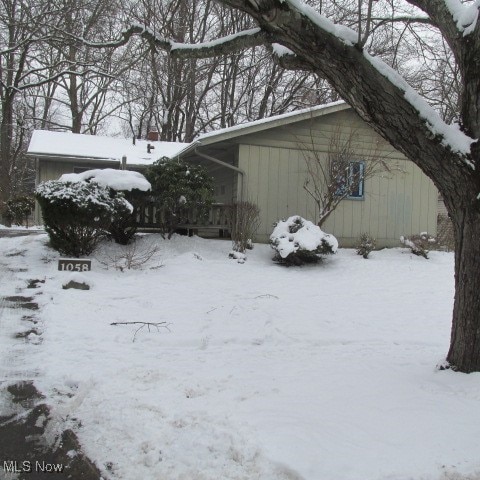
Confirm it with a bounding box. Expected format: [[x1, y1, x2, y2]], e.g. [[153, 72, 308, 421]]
[[27, 101, 439, 247]]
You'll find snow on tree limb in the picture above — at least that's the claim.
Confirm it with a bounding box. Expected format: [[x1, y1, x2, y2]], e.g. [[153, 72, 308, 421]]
[[406, 1, 476, 54], [283, 0, 358, 45], [365, 53, 475, 161], [77, 24, 268, 59], [443, 0, 480, 36], [170, 28, 266, 58]]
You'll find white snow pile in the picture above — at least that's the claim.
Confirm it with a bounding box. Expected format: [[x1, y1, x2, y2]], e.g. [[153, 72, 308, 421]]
[[59, 168, 151, 192], [445, 0, 480, 36], [270, 215, 338, 260]]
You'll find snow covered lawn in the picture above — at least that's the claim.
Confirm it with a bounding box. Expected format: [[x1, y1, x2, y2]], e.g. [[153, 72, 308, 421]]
[[1, 233, 480, 480]]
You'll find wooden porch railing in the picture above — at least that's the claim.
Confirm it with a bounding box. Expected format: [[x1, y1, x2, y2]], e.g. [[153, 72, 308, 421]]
[[136, 203, 230, 234]]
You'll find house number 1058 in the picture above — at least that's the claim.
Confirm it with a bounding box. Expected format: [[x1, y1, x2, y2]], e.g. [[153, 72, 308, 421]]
[[58, 259, 91, 272]]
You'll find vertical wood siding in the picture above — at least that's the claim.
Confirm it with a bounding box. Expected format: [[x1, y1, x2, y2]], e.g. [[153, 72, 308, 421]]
[[237, 110, 437, 247]]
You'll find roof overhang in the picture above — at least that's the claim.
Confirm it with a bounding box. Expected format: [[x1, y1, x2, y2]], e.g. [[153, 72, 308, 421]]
[[176, 101, 350, 159], [27, 152, 119, 163]]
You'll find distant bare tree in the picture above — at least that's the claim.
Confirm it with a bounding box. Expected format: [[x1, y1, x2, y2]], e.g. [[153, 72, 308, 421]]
[[0, 0, 62, 216], [117, 0, 337, 141]]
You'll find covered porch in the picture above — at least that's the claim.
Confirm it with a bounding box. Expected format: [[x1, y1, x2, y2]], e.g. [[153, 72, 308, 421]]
[[136, 202, 231, 237]]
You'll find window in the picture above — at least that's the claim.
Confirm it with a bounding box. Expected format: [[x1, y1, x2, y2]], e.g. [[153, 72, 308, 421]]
[[73, 167, 91, 174], [347, 161, 364, 198], [333, 160, 365, 199], [215, 184, 226, 196]]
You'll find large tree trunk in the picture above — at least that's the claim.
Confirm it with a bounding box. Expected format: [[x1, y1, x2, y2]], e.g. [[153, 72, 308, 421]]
[[446, 204, 480, 373]]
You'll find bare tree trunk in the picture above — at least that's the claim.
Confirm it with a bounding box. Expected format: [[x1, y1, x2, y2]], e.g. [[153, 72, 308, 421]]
[[447, 204, 480, 372]]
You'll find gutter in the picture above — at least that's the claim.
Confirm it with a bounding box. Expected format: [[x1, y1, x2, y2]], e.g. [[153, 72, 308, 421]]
[[193, 146, 246, 203], [27, 153, 120, 164]]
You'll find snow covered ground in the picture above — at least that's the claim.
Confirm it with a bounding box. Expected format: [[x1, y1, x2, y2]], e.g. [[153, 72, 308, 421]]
[[1, 232, 480, 480]]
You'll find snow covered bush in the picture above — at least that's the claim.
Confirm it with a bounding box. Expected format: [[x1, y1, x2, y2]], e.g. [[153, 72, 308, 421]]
[[400, 232, 438, 259], [59, 169, 151, 245], [36, 180, 122, 256], [270, 215, 338, 266], [356, 233, 376, 259], [146, 158, 214, 239], [107, 192, 140, 245], [225, 201, 260, 253]]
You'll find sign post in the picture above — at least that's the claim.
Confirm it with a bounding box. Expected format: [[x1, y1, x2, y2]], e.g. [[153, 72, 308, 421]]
[[58, 259, 91, 272]]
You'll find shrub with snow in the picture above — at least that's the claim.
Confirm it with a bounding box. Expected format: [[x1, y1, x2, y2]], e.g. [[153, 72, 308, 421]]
[[356, 233, 376, 259], [270, 216, 338, 265], [146, 158, 214, 239], [59, 169, 151, 245], [400, 232, 437, 259], [36, 180, 131, 256]]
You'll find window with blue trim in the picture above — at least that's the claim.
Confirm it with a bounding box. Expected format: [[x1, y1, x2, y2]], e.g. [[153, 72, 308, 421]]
[[347, 161, 365, 198]]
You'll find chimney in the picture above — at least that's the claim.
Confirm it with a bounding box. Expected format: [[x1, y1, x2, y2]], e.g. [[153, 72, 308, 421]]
[[147, 126, 159, 142]]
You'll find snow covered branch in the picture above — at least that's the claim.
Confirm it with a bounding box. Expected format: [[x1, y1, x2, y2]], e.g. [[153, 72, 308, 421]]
[[77, 25, 269, 59]]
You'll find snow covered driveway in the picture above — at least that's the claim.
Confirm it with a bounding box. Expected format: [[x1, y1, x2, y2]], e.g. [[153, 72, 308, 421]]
[[1, 233, 479, 480]]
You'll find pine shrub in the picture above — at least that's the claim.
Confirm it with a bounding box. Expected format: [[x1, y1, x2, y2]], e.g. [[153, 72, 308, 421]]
[[36, 181, 121, 256], [4, 196, 35, 226], [146, 159, 214, 238], [356, 233, 376, 259], [270, 215, 338, 266], [107, 190, 145, 245]]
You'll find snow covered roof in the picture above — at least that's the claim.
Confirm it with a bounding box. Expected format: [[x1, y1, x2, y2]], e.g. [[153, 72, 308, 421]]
[[28, 102, 350, 166], [177, 101, 349, 156], [27, 130, 189, 167]]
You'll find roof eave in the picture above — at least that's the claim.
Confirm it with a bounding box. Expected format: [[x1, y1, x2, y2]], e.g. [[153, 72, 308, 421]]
[[190, 102, 350, 148], [27, 152, 120, 163]]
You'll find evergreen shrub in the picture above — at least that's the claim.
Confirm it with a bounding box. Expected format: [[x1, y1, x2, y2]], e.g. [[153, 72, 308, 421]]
[[356, 233, 376, 259], [146, 159, 214, 238], [270, 215, 338, 266], [35, 181, 121, 256], [4, 196, 35, 226]]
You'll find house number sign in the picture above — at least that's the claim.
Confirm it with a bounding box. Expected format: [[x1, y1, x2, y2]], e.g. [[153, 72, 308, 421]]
[[58, 259, 91, 272]]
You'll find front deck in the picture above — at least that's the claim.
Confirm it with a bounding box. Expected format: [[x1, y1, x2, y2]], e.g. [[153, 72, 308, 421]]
[[136, 203, 231, 237]]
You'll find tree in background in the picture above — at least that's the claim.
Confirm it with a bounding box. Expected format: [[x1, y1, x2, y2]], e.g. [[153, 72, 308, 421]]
[[0, 0, 131, 218]]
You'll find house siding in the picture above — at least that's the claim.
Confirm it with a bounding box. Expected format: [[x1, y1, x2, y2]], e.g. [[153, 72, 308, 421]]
[[236, 110, 437, 247]]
